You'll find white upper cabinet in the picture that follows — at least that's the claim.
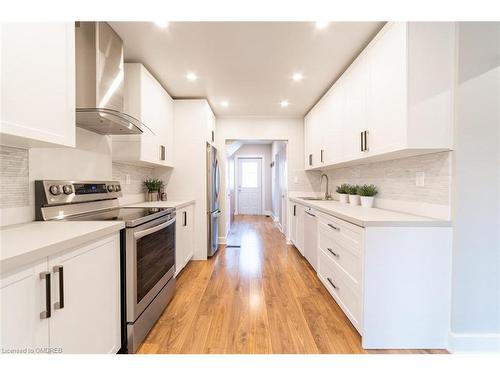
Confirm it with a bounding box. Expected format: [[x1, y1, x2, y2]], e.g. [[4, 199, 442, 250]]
[[305, 22, 455, 170], [112, 63, 174, 167], [0, 23, 76, 148]]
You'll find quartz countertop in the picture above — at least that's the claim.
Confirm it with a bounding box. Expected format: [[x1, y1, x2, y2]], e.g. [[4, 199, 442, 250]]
[[123, 199, 195, 210], [289, 197, 451, 228], [1, 221, 125, 273]]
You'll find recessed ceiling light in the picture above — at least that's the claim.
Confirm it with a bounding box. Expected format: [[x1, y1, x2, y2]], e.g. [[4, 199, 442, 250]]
[[154, 21, 169, 28], [315, 21, 329, 29], [186, 73, 198, 81], [292, 72, 303, 82], [280, 100, 289, 108], [221, 100, 229, 107]]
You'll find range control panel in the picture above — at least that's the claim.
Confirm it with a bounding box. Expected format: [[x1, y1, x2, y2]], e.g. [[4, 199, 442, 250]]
[[35, 180, 123, 206]]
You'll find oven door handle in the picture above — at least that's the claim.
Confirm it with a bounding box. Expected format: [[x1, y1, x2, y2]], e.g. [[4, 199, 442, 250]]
[[134, 217, 176, 240]]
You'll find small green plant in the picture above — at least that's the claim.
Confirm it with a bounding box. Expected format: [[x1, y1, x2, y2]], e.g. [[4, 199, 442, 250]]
[[336, 184, 350, 194], [346, 184, 359, 195], [357, 184, 378, 197], [144, 178, 164, 192]]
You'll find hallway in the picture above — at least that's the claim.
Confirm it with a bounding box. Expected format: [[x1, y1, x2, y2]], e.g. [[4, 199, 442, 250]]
[[138, 215, 443, 354]]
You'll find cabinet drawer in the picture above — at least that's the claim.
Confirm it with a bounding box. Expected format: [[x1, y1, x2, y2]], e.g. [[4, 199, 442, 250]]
[[317, 211, 363, 251], [318, 248, 361, 332], [319, 223, 361, 283]]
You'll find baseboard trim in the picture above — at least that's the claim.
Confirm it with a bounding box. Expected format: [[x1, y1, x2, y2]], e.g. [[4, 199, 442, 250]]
[[448, 332, 500, 353]]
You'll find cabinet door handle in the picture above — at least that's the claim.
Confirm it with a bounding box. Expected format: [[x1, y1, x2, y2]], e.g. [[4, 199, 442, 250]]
[[320, 149, 324, 163], [183, 211, 187, 227], [328, 223, 340, 231], [53, 265, 64, 310], [327, 248, 339, 257], [159, 145, 166, 161], [364, 130, 368, 152], [211, 130, 215, 143], [293, 205, 296, 216], [309, 154, 313, 166], [327, 277, 338, 290], [40, 272, 51, 319], [305, 211, 316, 217], [360, 131, 364, 152]]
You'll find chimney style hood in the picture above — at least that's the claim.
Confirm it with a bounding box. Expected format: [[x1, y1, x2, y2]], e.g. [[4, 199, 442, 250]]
[[75, 22, 152, 135]]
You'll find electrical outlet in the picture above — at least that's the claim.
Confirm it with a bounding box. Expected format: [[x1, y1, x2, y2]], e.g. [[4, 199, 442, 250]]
[[416, 172, 425, 187], [125, 174, 131, 185]]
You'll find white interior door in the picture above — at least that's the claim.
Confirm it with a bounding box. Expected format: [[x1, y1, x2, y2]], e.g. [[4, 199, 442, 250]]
[[237, 158, 262, 215]]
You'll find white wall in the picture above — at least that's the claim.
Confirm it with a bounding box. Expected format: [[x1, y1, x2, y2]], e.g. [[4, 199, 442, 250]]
[[233, 143, 273, 214], [215, 117, 318, 239], [449, 22, 500, 352]]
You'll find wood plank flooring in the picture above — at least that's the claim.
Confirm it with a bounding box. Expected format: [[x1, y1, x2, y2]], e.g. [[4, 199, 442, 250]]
[[138, 215, 446, 354]]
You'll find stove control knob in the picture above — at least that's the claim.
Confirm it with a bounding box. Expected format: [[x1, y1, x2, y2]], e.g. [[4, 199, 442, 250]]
[[114, 185, 121, 192], [63, 185, 73, 195], [49, 185, 61, 195], [107, 185, 115, 192]]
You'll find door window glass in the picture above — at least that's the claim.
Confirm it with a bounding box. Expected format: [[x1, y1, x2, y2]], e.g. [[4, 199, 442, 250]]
[[241, 161, 258, 188]]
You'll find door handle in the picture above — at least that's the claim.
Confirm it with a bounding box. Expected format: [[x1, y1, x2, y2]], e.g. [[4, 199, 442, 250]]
[[53, 265, 64, 310], [327, 277, 338, 290], [40, 272, 51, 319]]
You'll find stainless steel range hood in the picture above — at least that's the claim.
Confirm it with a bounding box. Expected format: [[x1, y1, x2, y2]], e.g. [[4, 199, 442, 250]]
[[75, 22, 151, 135]]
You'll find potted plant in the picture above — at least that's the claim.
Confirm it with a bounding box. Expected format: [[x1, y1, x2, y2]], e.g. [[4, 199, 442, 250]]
[[357, 184, 378, 208], [336, 184, 350, 203], [347, 184, 360, 206], [144, 178, 164, 202]]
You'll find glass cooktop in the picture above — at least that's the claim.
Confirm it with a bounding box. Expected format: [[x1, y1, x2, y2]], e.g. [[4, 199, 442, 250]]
[[63, 207, 175, 228]]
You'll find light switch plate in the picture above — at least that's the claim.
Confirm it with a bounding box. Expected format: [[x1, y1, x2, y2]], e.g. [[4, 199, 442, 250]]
[[416, 172, 425, 187]]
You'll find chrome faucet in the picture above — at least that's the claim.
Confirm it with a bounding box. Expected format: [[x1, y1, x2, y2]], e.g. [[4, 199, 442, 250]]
[[320, 174, 332, 200]]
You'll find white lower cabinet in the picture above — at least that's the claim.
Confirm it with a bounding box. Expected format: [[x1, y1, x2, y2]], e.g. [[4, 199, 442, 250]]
[[0, 234, 121, 354], [289, 199, 452, 349], [175, 203, 195, 275]]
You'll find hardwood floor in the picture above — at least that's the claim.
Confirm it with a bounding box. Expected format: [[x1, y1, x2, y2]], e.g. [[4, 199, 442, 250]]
[[138, 215, 446, 354]]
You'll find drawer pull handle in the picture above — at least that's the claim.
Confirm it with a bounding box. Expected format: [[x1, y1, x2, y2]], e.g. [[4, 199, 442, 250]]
[[327, 277, 338, 290], [328, 223, 340, 231], [305, 211, 316, 217], [53, 265, 64, 310], [40, 272, 51, 319], [327, 248, 339, 257]]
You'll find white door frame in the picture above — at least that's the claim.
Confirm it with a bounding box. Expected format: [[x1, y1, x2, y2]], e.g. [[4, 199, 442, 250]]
[[235, 155, 265, 215]]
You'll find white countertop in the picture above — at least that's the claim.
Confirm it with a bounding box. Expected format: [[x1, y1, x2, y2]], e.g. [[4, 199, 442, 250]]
[[123, 199, 195, 210], [290, 197, 451, 227], [0, 221, 125, 273]]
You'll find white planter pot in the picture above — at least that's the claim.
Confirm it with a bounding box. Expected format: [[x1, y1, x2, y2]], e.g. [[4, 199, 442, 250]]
[[339, 194, 349, 204], [360, 196, 375, 208], [348, 194, 360, 206]]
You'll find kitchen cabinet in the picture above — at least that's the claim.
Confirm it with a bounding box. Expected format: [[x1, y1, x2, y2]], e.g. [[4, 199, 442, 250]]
[[305, 22, 455, 170], [0, 234, 121, 354], [167, 100, 216, 261], [0, 259, 49, 352], [289, 198, 452, 349], [175, 203, 195, 275], [0, 22, 75, 148], [112, 63, 174, 167]]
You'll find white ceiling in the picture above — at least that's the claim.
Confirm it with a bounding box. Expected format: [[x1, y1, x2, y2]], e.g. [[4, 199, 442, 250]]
[[109, 22, 384, 118]]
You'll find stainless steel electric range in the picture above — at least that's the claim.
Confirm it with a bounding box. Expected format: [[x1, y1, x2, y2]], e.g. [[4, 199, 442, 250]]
[[35, 180, 176, 353]]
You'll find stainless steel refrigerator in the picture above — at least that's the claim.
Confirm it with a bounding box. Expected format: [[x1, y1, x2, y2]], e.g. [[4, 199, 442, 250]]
[[207, 143, 221, 257]]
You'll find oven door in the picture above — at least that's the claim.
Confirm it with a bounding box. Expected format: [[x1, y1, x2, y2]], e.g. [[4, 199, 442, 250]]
[[126, 214, 176, 323]]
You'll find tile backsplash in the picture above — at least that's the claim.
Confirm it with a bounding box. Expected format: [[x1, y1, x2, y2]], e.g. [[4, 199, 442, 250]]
[[320, 151, 451, 206], [112, 162, 154, 195], [0, 146, 29, 208]]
